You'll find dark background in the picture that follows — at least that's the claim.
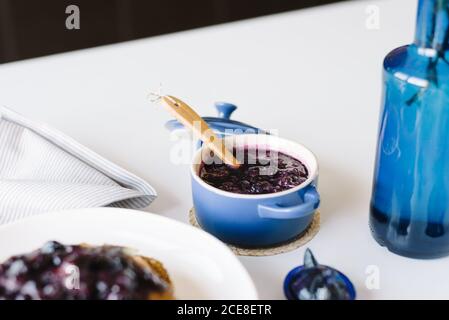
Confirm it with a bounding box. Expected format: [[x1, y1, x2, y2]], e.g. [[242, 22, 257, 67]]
[[0, 0, 347, 64]]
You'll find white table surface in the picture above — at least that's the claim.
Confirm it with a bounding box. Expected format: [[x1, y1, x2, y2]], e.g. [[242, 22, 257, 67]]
[[0, 0, 445, 300]]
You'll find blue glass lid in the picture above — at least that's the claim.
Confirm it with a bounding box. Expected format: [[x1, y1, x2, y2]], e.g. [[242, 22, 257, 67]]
[[283, 249, 356, 300], [165, 102, 264, 136]]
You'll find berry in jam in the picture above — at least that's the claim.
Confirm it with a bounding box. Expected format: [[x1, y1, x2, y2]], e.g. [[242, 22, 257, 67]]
[[199, 147, 308, 195], [0, 241, 172, 300]]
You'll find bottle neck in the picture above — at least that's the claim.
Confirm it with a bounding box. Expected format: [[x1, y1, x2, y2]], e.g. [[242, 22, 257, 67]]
[[414, 0, 449, 52]]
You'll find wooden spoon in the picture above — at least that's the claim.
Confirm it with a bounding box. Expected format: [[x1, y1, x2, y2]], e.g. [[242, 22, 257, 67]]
[[160, 95, 241, 168]]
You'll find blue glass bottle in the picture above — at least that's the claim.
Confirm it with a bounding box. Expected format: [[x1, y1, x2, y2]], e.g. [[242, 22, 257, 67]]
[[370, 0, 449, 259]]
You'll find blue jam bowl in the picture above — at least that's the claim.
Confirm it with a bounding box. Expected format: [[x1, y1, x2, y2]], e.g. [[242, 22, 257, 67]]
[[191, 134, 320, 247]]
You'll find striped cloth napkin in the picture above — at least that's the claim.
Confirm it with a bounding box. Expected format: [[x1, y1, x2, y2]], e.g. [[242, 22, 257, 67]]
[[0, 107, 157, 224]]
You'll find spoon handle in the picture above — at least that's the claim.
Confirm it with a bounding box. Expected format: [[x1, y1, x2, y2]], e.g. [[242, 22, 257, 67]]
[[161, 95, 241, 168]]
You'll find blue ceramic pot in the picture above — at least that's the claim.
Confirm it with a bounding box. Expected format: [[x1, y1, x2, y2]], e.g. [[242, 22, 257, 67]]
[[191, 134, 320, 247]]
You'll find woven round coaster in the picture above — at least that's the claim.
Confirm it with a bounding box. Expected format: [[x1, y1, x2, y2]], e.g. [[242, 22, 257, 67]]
[[188, 208, 320, 256]]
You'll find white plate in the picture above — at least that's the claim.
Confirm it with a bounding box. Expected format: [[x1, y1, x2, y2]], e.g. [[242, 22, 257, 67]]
[[0, 208, 258, 300]]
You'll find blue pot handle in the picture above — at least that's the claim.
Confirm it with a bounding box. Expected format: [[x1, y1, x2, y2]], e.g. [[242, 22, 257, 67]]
[[258, 186, 320, 220]]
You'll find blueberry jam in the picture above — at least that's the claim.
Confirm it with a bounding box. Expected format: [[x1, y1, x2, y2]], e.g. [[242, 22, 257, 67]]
[[0, 241, 171, 300], [199, 147, 308, 194]]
